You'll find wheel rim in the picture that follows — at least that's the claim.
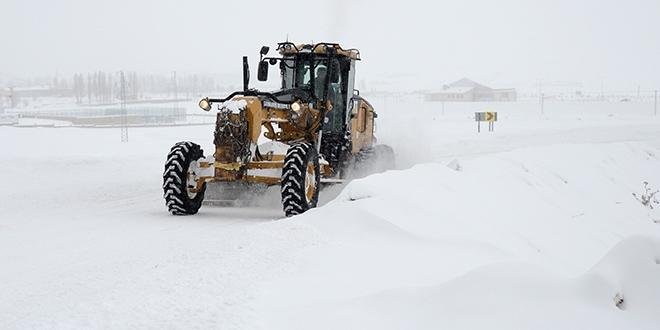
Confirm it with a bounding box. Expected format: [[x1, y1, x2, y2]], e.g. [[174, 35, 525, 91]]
[[186, 161, 201, 199], [304, 161, 317, 203]]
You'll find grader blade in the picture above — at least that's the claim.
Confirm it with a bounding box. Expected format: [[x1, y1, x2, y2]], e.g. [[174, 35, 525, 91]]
[[202, 182, 269, 206]]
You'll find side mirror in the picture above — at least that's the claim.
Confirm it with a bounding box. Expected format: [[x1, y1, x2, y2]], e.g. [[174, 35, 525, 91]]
[[257, 60, 269, 81], [260, 46, 270, 56]]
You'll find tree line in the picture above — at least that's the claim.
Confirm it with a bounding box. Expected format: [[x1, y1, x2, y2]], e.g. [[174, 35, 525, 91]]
[[71, 72, 217, 105]]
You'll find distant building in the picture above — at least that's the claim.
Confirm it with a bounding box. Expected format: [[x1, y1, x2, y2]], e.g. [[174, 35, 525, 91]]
[[425, 78, 516, 102], [0, 86, 73, 99]]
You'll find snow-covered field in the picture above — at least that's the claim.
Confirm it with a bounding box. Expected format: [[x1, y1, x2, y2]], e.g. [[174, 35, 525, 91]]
[[2, 98, 660, 329]]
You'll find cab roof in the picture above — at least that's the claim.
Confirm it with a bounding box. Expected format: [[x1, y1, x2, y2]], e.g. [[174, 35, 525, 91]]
[[277, 42, 360, 60]]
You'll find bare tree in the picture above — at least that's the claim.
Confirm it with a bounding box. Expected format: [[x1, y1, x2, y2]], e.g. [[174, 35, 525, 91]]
[[87, 73, 92, 105], [73, 73, 84, 104]]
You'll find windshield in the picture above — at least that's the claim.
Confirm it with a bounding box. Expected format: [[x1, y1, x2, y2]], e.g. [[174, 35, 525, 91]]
[[280, 55, 350, 132], [280, 56, 327, 91]]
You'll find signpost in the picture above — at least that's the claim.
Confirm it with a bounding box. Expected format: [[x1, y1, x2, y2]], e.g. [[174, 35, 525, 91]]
[[475, 111, 497, 132]]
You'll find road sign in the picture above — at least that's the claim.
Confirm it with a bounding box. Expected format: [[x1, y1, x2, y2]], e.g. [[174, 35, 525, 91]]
[[475, 111, 497, 132], [485, 111, 496, 122], [475, 112, 497, 122]]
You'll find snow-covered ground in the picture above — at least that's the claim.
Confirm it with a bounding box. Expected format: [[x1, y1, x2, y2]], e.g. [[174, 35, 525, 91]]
[[1, 98, 660, 329]]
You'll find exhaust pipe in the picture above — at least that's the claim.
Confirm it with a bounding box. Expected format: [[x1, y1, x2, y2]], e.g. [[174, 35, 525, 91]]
[[243, 56, 249, 91]]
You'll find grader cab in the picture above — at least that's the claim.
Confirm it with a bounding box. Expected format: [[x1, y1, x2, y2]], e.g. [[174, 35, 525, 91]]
[[163, 42, 394, 217]]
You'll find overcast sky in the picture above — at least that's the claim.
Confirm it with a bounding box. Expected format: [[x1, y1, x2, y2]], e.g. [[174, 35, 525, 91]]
[[2, 0, 659, 92]]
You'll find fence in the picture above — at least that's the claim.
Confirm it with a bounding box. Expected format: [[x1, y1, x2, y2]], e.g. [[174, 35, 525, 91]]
[[13, 107, 186, 125]]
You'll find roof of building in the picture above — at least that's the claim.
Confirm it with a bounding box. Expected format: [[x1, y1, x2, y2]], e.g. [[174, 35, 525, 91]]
[[443, 86, 474, 94], [450, 78, 492, 92], [428, 78, 516, 94]]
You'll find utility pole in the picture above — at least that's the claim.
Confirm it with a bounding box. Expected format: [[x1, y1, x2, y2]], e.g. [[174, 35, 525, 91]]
[[655, 90, 657, 116], [172, 71, 178, 112], [541, 93, 545, 115], [118, 71, 128, 142], [441, 84, 448, 116], [9, 86, 14, 108]]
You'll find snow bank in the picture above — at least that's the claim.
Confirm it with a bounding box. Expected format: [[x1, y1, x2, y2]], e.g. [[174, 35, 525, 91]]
[[276, 236, 660, 330], [260, 141, 660, 329]]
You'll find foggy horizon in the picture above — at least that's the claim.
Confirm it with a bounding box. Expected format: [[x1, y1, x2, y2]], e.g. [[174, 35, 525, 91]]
[[2, 0, 659, 93]]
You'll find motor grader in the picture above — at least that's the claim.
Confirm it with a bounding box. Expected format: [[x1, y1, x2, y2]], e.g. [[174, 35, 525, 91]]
[[163, 41, 394, 217]]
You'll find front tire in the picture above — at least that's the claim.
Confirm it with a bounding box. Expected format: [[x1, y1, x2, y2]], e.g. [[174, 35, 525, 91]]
[[163, 141, 206, 215], [281, 143, 320, 217]]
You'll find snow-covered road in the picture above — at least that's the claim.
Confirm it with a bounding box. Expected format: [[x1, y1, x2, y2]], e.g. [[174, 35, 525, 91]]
[[2, 99, 660, 329]]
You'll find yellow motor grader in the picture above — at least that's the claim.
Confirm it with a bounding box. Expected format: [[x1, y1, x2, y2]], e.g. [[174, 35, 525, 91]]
[[163, 42, 394, 217]]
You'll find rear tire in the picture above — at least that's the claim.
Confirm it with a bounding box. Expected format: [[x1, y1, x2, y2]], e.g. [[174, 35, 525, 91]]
[[163, 141, 206, 215], [281, 143, 320, 217], [373, 144, 396, 172], [351, 145, 395, 178]]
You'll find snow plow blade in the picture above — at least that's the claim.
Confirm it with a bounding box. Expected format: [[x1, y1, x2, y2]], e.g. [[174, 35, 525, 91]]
[[202, 182, 269, 206]]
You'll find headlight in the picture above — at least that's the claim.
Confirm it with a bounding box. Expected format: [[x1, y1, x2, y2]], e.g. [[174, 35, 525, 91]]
[[199, 98, 212, 111], [290, 102, 301, 113]]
